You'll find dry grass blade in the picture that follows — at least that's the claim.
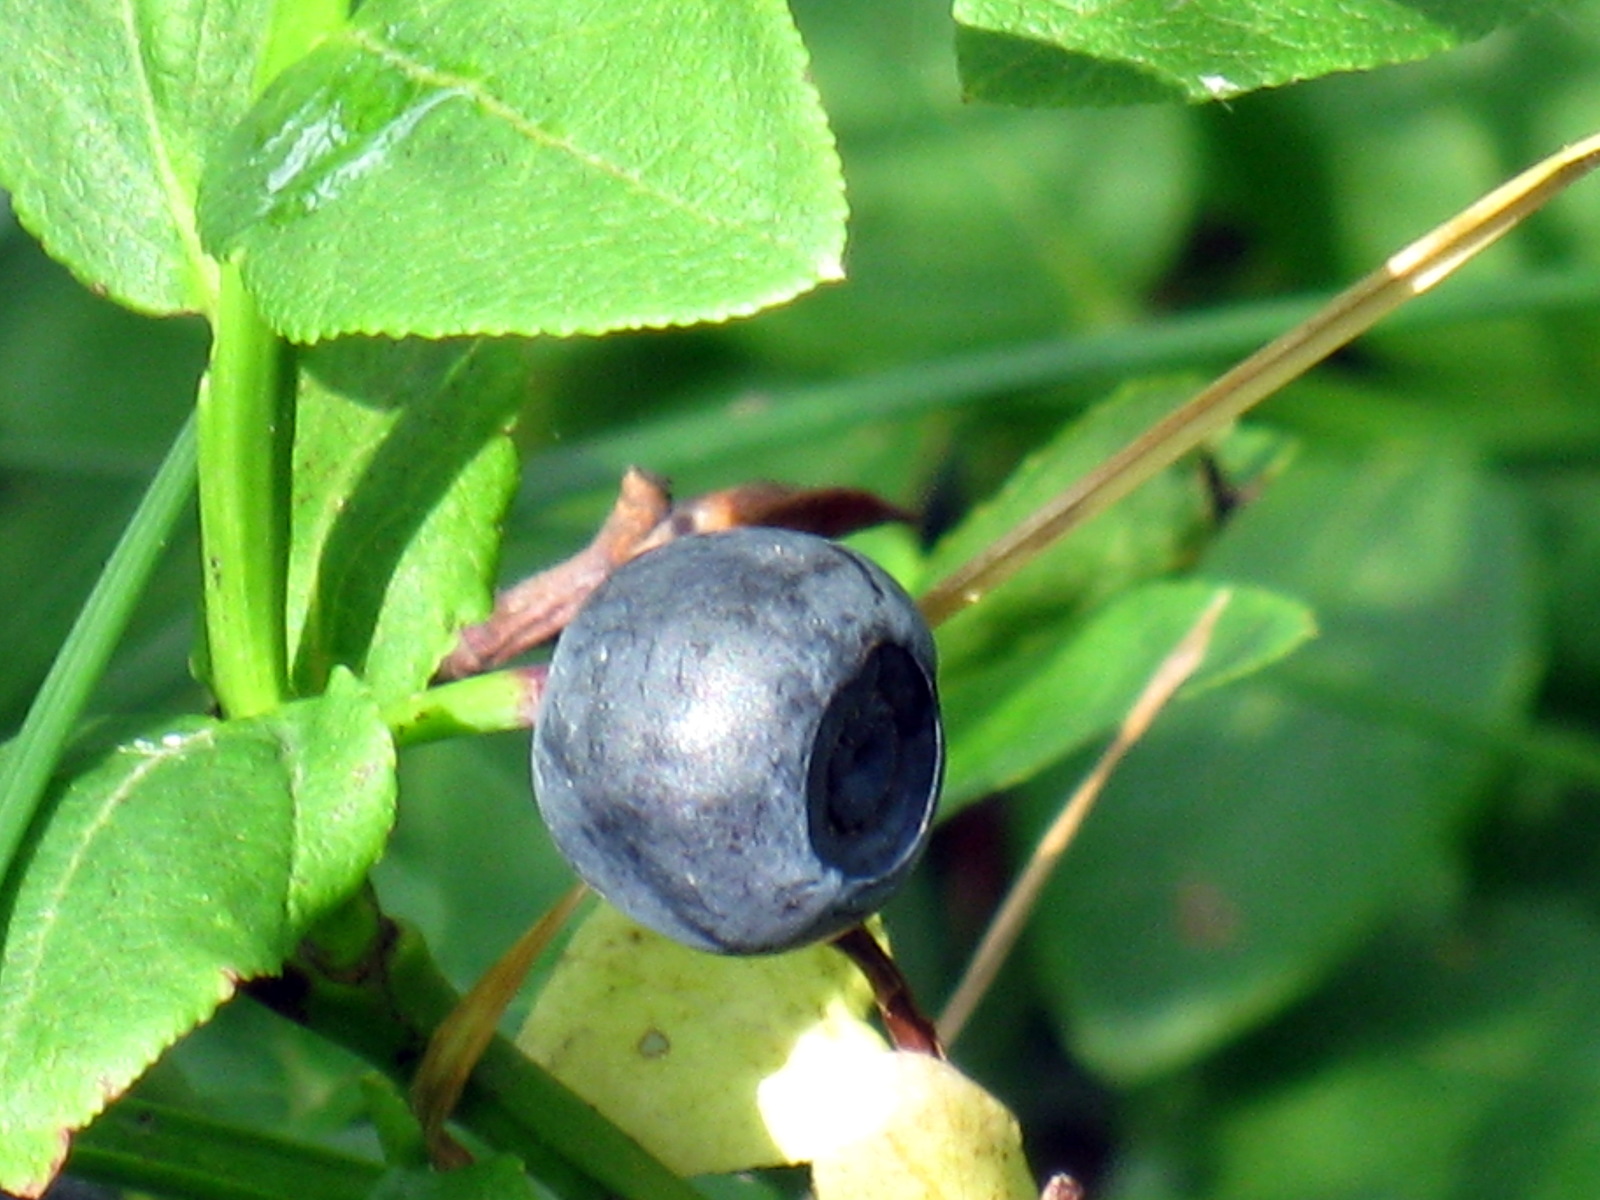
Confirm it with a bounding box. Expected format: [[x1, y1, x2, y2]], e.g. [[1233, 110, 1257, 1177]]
[[918, 132, 1600, 626], [936, 591, 1233, 1047], [410, 883, 589, 1166]]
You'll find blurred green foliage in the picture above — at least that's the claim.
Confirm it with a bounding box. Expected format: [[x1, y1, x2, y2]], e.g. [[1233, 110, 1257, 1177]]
[[7, 0, 1600, 1197]]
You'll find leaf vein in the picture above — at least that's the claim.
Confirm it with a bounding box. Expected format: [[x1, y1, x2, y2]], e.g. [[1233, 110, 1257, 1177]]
[[115, 0, 217, 310], [346, 25, 800, 256]]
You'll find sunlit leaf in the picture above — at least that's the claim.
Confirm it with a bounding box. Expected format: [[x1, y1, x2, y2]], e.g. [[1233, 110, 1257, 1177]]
[[955, 0, 1544, 106], [928, 381, 1299, 813], [199, 0, 845, 340], [0, 0, 267, 312], [941, 579, 1316, 811], [518, 904, 879, 1177], [0, 671, 394, 1195]]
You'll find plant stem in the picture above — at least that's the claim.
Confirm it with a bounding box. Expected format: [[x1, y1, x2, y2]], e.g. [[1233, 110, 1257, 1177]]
[[249, 911, 705, 1200], [70, 1098, 383, 1200], [0, 415, 196, 887], [197, 270, 293, 717], [192, 0, 351, 720], [383, 667, 547, 746]]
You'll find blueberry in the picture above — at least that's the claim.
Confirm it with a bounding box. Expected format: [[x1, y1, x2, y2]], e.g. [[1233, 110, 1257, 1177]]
[[531, 527, 943, 955]]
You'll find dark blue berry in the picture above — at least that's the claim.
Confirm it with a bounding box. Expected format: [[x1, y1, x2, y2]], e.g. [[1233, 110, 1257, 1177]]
[[531, 527, 943, 954]]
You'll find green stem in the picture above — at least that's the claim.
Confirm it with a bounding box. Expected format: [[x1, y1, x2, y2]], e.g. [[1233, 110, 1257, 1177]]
[[383, 667, 546, 746], [70, 1098, 383, 1200], [192, 0, 351, 720], [197, 270, 293, 717], [0, 415, 196, 887]]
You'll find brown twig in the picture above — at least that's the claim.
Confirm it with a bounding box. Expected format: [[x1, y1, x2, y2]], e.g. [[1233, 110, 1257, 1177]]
[[918, 131, 1600, 626], [440, 472, 915, 680], [437, 469, 672, 680], [644, 482, 914, 545], [937, 591, 1232, 1047]]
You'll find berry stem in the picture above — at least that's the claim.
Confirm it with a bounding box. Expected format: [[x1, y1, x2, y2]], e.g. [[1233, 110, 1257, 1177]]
[[832, 925, 944, 1057], [385, 667, 548, 745]]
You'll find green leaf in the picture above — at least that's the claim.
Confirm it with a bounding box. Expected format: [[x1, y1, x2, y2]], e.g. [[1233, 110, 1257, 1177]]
[[289, 339, 528, 703], [953, 0, 1542, 107], [0, 239, 205, 478], [921, 379, 1216, 601], [198, 0, 846, 340], [741, 105, 1198, 371], [941, 580, 1316, 811], [737, 4, 1197, 371], [0, 670, 395, 1195], [1535, 473, 1600, 690], [927, 380, 1298, 814], [0, 0, 271, 313], [149, 996, 377, 1148], [1205, 902, 1600, 1200], [694, 1177, 791, 1200], [921, 377, 1297, 634], [1028, 447, 1540, 1082], [376, 732, 576, 989]]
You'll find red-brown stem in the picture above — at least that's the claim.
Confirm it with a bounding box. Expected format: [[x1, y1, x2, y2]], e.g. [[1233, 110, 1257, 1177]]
[[831, 925, 944, 1058]]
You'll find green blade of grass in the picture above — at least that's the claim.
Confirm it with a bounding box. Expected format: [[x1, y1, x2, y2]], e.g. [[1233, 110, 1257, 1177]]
[[517, 262, 1600, 508], [71, 1097, 383, 1200], [0, 413, 197, 887]]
